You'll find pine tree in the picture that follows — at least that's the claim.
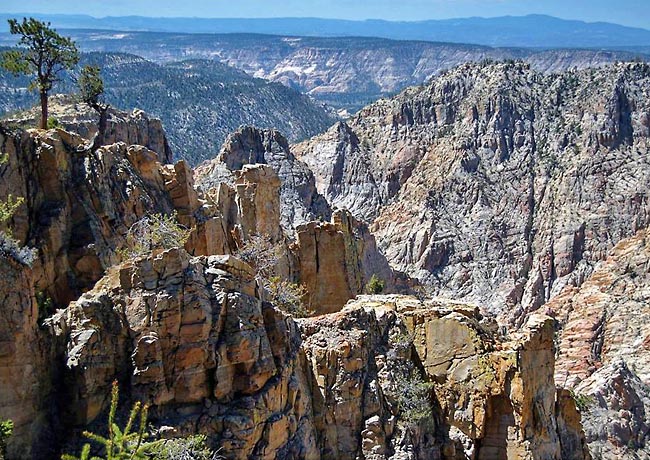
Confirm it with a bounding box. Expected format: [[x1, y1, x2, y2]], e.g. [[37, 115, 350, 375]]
[[61, 381, 162, 460], [1, 18, 79, 129]]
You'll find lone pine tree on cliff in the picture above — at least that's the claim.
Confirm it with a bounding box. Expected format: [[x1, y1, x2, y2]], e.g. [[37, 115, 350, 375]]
[[77, 64, 110, 151], [0, 18, 79, 129]]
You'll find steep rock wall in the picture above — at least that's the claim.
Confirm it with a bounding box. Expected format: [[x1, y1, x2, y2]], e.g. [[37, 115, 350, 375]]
[[47, 254, 590, 460], [294, 62, 650, 324]]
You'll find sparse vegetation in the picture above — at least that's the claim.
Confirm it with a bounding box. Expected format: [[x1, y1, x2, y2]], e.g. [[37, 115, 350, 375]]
[[572, 391, 595, 412], [265, 276, 311, 318], [151, 435, 223, 460], [36, 291, 54, 326], [386, 329, 434, 427], [235, 234, 311, 317], [47, 116, 62, 129], [77, 64, 110, 151], [234, 234, 280, 281], [0, 420, 13, 460], [0, 153, 35, 266], [397, 372, 434, 425], [365, 274, 385, 294], [61, 381, 162, 460], [0, 233, 36, 266], [0, 195, 23, 233], [121, 212, 190, 259]]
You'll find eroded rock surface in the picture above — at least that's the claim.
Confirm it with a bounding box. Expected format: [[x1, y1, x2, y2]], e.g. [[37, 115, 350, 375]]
[[195, 126, 331, 231], [294, 62, 650, 323], [7, 96, 174, 164], [0, 254, 53, 459], [0, 127, 185, 306], [293, 210, 395, 314], [48, 257, 590, 460], [551, 229, 650, 459]]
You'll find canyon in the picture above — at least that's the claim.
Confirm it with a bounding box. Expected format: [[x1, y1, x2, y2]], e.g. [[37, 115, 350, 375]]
[[0, 59, 649, 459]]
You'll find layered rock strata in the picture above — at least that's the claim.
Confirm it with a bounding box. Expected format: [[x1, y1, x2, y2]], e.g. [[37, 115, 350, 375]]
[[551, 228, 650, 459], [195, 126, 331, 231], [48, 251, 590, 460], [294, 62, 650, 324], [6, 97, 174, 164], [0, 127, 181, 306]]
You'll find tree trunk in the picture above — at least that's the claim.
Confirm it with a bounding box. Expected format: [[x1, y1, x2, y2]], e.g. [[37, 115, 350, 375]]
[[39, 90, 48, 130], [98, 107, 108, 143], [91, 105, 109, 152]]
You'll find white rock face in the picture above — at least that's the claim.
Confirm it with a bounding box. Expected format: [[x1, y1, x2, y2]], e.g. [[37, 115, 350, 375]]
[[295, 61, 650, 322]]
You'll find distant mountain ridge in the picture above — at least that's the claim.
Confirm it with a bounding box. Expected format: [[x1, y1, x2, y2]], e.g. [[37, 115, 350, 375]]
[[5, 29, 645, 113], [0, 51, 336, 165], [2, 13, 650, 48]]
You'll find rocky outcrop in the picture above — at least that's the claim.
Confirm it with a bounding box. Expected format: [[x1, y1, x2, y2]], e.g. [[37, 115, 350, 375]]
[[195, 126, 331, 231], [48, 249, 321, 458], [193, 127, 398, 313], [188, 164, 284, 257], [6, 96, 174, 164], [550, 228, 650, 458], [0, 252, 54, 459], [0, 123, 212, 458], [294, 62, 650, 324], [0, 126, 197, 307], [572, 360, 650, 460], [394, 298, 590, 460], [293, 210, 395, 315], [195, 166, 396, 314], [48, 257, 590, 460], [293, 122, 385, 220]]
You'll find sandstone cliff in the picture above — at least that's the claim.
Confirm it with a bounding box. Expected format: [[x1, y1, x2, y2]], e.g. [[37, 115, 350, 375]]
[[0, 120, 400, 458], [195, 126, 331, 231], [47, 247, 589, 460], [4, 61, 647, 460], [6, 96, 174, 164], [0, 124, 199, 457]]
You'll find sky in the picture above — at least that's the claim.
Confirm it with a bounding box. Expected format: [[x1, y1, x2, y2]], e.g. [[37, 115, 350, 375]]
[[1, 0, 649, 30]]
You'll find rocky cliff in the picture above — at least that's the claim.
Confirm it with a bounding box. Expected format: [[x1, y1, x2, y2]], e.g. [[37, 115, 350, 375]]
[[195, 126, 331, 231], [193, 129, 397, 314], [295, 61, 650, 324], [293, 60, 650, 459], [3, 60, 649, 459], [0, 120, 401, 458], [551, 229, 650, 459], [6, 96, 174, 164], [48, 249, 590, 460]]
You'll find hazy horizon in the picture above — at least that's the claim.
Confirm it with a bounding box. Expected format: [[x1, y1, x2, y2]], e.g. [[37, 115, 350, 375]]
[[1, 0, 649, 30]]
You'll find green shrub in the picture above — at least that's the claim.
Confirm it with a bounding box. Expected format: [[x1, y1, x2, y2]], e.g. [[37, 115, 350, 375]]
[[365, 274, 385, 294], [234, 234, 280, 281], [397, 372, 433, 425], [0, 195, 23, 230], [265, 277, 311, 318], [0, 420, 13, 460], [572, 391, 595, 412], [151, 435, 223, 460], [36, 291, 54, 326], [121, 212, 190, 259], [235, 235, 311, 317], [0, 151, 34, 265], [47, 117, 62, 129], [61, 381, 162, 460]]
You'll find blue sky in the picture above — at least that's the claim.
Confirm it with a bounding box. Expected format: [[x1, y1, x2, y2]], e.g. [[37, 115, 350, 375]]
[[2, 0, 649, 29]]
